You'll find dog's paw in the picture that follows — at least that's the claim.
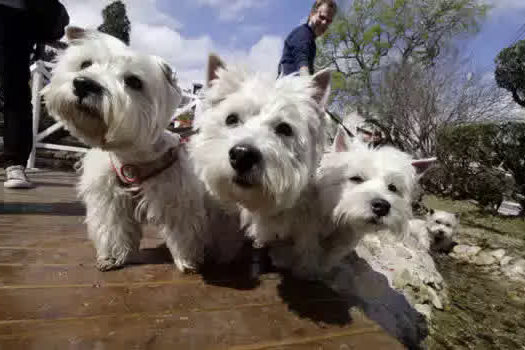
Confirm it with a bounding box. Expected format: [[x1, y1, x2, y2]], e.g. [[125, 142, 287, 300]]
[[96, 257, 122, 272], [173, 257, 199, 274]]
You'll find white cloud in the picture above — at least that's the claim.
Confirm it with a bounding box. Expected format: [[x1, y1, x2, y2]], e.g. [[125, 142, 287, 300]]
[[490, 0, 525, 10], [195, 0, 269, 22], [62, 0, 181, 29], [246, 36, 283, 74], [59, 0, 283, 89], [132, 23, 214, 69]]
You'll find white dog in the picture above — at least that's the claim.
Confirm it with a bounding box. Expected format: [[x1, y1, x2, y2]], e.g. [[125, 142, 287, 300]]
[[267, 128, 425, 278], [190, 55, 331, 246], [44, 28, 242, 272], [409, 209, 459, 253]]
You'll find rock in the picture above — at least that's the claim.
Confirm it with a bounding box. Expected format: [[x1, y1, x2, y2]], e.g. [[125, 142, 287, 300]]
[[489, 249, 506, 261], [427, 286, 444, 310], [497, 200, 522, 217], [473, 251, 497, 266], [450, 245, 482, 261], [395, 244, 414, 259], [502, 259, 525, 281], [500, 256, 513, 267], [328, 230, 446, 348], [393, 268, 414, 289], [415, 304, 432, 319]]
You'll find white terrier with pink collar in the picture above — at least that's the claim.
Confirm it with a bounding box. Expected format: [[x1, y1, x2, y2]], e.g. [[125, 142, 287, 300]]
[[44, 27, 242, 272]]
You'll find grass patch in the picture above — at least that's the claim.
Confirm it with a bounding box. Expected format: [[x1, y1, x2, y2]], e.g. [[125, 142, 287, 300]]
[[423, 195, 525, 242], [423, 196, 525, 349]]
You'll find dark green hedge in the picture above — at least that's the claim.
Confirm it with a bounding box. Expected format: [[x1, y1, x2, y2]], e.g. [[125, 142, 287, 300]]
[[422, 122, 525, 211]]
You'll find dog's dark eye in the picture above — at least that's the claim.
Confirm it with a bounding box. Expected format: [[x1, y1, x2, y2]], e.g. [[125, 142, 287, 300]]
[[388, 184, 398, 193], [124, 75, 143, 90], [445, 223, 451, 228], [275, 122, 293, 137], [349, 176, 364, 184], [80, 60, 92, 70], [435, 220, 442, 225], [225, 113, 239, 126]]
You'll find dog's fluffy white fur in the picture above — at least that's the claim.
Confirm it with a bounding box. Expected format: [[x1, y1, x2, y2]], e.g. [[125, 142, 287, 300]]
[[268, 129, 421, 278], [190, 56, 335, 278], [190, 55, 331, 217], [44, 28, 242, 272], [190, 56, 424, 278], [409, 209, 459, 253]]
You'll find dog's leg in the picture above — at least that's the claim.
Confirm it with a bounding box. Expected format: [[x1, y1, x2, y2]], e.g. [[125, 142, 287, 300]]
[[79, 150, 143, 271], [83, 189, 142, 271], [291, 235, 324, 280], [161, 224, 204, 273], [320, 228, 362, 273]]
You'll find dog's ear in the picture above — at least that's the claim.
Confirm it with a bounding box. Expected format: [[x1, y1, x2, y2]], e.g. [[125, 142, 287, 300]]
[[333, 126, 351, 153], [411, 157, 437, 178], [66, 26, 87, 41], [312, 69, 332, 108], [454, 212, 460, 221], [207, 54, 226, 87]]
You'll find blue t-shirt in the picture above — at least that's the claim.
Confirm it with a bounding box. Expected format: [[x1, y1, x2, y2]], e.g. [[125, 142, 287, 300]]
[[278, 23, 316, 76]]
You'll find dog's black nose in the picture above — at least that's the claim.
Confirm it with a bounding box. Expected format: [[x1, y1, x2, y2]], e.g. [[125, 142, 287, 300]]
[[229, 144, 262, 173], [371, 198, 391, 217], [73, 77, 103, 99]]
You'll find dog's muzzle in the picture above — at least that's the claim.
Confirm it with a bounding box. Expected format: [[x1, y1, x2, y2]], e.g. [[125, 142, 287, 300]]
[[371, 198, 391, 217], [73, 77, 104, 102], [229, 143, 262, 174], [435, 230, 445, 240]]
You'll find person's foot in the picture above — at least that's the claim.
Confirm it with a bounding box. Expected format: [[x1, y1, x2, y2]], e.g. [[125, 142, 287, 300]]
[[4, 165, 34, 189]]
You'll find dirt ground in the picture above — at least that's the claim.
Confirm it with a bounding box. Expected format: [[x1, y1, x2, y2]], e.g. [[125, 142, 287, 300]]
[[423, 196, 525, 350]]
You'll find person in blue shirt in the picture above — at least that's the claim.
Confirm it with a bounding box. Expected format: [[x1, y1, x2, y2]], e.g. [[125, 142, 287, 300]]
[[278, 0, 337, 77]]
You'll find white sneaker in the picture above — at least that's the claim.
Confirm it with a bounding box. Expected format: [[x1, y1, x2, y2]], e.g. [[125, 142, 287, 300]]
[[4, 165, 34, 189]]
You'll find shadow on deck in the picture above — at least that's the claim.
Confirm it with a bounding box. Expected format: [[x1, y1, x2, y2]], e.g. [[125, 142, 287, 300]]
[[0, 169, 414, 349]]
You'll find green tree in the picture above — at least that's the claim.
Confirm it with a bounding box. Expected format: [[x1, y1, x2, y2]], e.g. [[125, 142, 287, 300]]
[[316, 0, 489, 110], [495, 39, 525, 107], [98, 0, 131, 45]]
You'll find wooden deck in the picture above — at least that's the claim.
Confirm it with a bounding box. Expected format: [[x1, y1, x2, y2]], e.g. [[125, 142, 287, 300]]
[[0, 170, 404, 349]]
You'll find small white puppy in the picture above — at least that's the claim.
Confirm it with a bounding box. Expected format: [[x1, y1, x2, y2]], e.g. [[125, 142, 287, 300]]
[[409, 209, 460, 253]]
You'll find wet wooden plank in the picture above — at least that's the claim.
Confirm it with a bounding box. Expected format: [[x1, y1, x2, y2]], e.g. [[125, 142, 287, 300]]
[[0, 259, 284, 286], [0, 246, 94, 265], [0, 306, 393, 350], [1, 170, 78, 205], [0, 169, 404, 348], [0, 234, 162, 250], [240, 332, 404, 350], [0, 279, 291, 321], [0, 217, 84, 232], [0, 264, 193, 286], [0, 330, 402, 350], [0, 234, 88, 247]]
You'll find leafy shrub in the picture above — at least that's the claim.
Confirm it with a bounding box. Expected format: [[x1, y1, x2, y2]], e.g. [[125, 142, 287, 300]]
[[430, 122, 525, 212]]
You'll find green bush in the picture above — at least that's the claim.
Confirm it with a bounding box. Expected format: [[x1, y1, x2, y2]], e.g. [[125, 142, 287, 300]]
[[430, 122, 525, 212]]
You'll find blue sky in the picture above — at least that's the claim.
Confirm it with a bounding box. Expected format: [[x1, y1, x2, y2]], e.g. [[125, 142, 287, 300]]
[[462, 1, 525, 75], [155, 1, 307, 50], [62, 0, 525, 89]]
